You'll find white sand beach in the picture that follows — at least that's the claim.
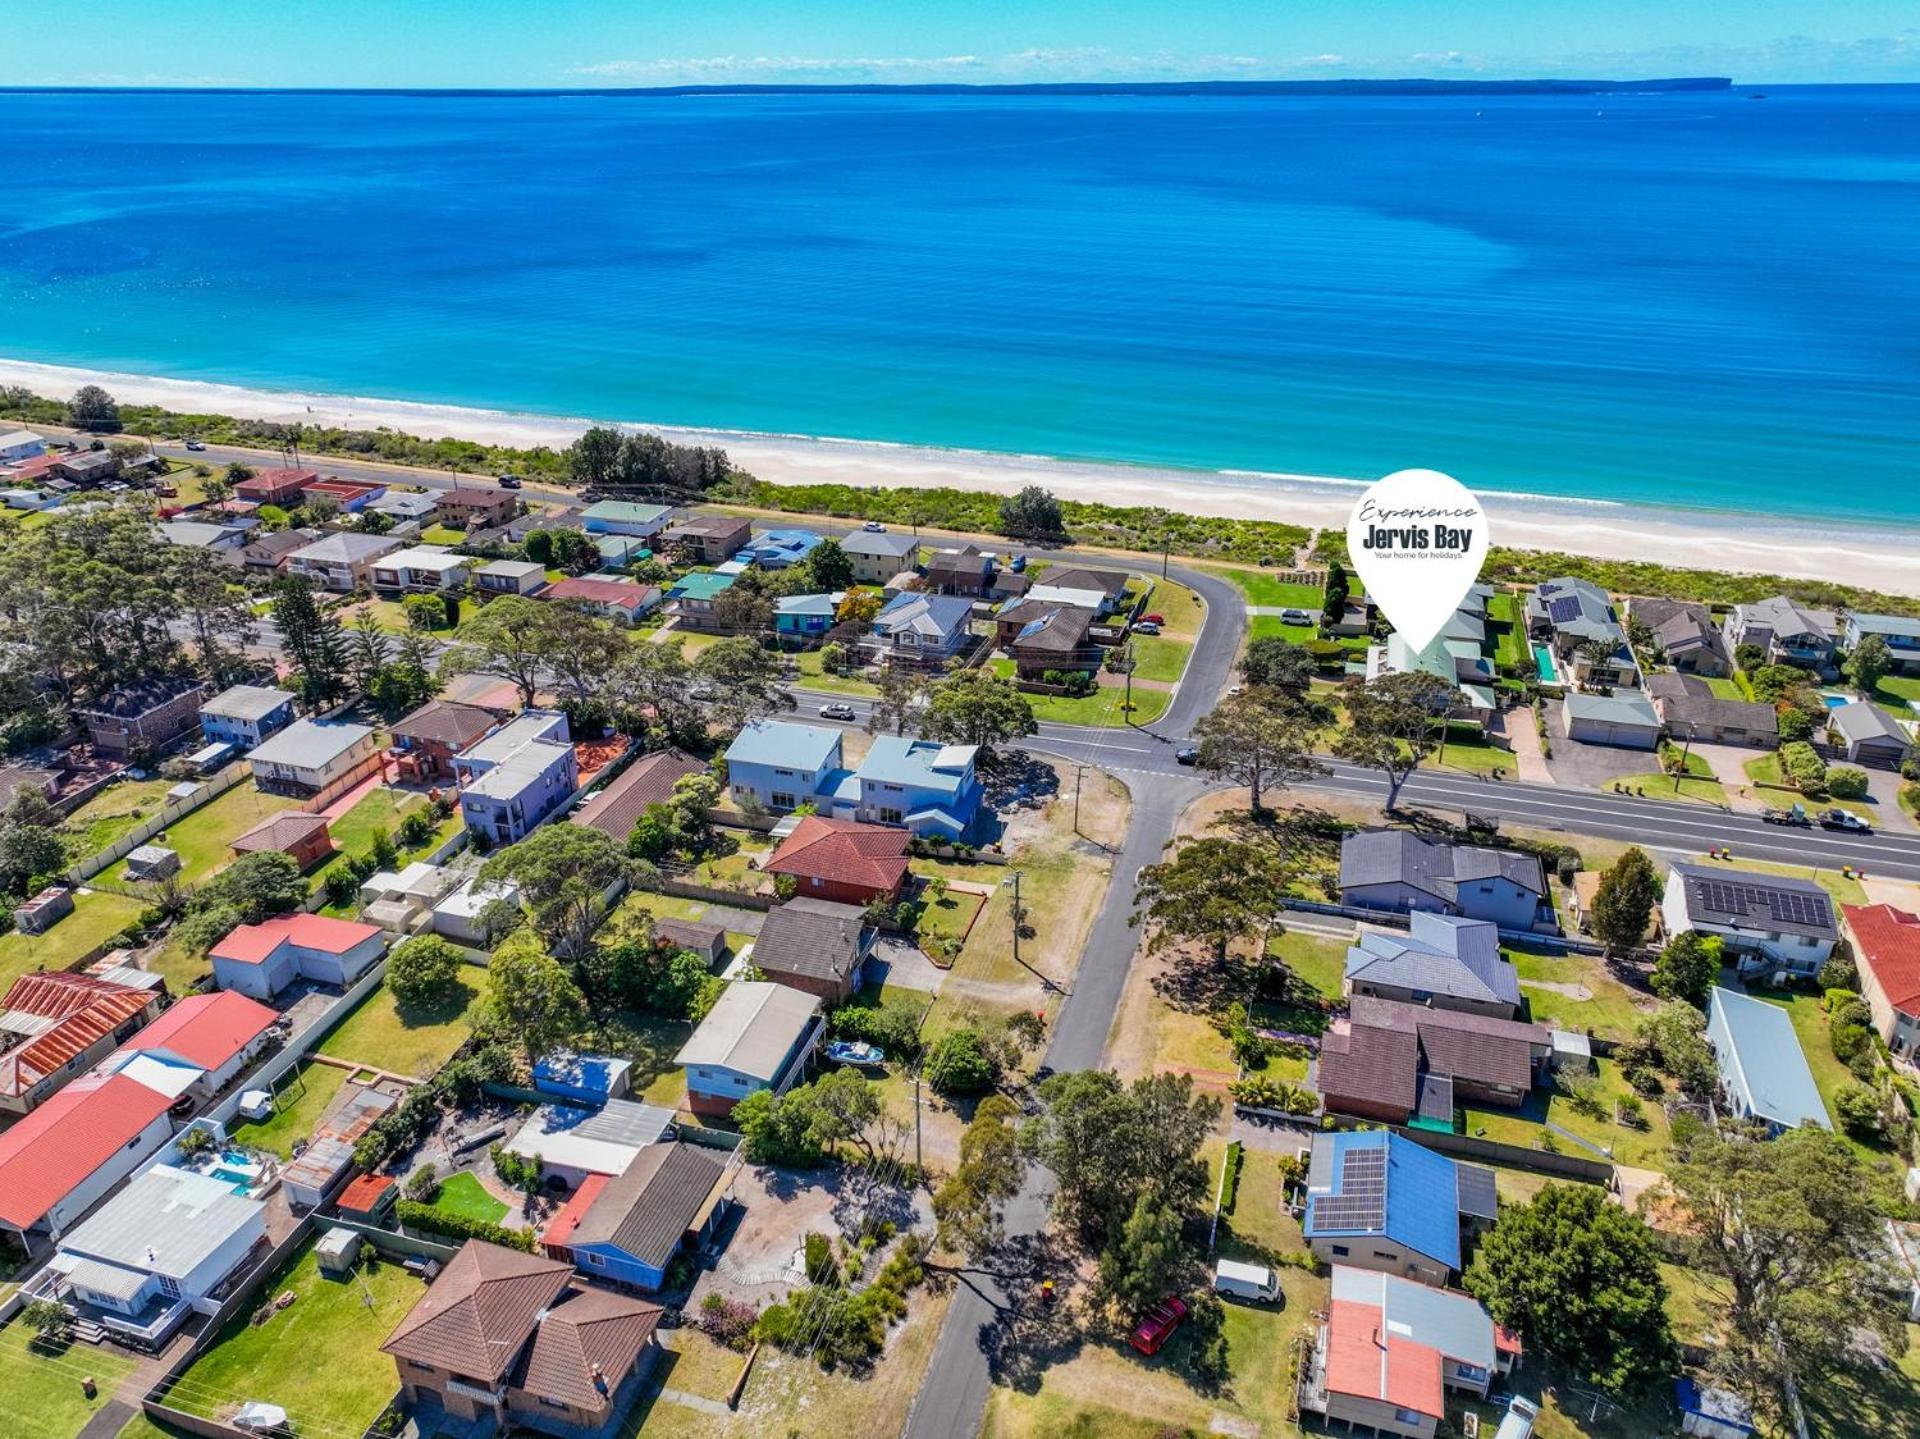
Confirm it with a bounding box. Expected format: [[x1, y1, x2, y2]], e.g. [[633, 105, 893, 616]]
[[5, 355, 1918, 595]]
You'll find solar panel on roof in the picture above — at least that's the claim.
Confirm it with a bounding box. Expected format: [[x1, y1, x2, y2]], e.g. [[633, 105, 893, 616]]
[[1548, 596, 1583, 623]]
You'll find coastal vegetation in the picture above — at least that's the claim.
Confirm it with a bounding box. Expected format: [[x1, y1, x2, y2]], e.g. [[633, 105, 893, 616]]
[[1482, 546, 1920, 619]]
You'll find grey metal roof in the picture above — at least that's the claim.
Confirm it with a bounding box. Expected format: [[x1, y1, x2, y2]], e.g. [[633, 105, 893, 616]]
[[1739, 595, 1837, 643], [61, 1163, 261, 1278], [1708, 987, 1829, 1131], [1346, 912, 1521, 1007], [1830, 699, 1908, 746], [1850, 612, 1920, 641], [1339, 830, 1544, 905], [1646, 673, 1777, 736], [1671, 862, 1837, 940], [573, 1098, 679, 1149], [201, 684, 295, 722], [1563, 689, 1661, 727], [568, 1141, 728, 1269], [753, 899, 867, 985], [840, 530, 920, 559]]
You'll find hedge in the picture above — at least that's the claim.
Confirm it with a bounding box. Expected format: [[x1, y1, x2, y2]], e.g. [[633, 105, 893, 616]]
[[396, 1197, 533, 1252]]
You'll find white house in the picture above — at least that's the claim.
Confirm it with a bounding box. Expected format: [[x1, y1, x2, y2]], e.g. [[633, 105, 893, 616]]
[[431, 877, 523, 946], [247, 717, 379, 795], [1663, 863, 1838, 980], [368, 490, 440, 523], [209, 914, 387, 1001], [31, 1163, 267, 1348], [284, 532, 403, 591], [370, 544, 472, 593], [0, 1074, 177, 1250]]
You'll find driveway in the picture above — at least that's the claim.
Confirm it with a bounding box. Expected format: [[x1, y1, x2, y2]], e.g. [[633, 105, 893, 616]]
[[1496, 707, 1553, 784], [1691, 741, 1767, 812], [1859, 766, 1918, 834], [866, 935, 948, 993], [1544, 715, 1662, 790]]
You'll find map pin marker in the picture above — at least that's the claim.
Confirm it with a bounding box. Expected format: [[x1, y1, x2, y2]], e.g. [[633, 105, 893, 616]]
[[1346, 468, 1490, 651]]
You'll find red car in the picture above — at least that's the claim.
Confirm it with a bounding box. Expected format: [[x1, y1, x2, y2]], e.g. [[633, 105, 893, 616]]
[[1142, 613, 1166, 625], [1129, 1296, 1189, 1356]]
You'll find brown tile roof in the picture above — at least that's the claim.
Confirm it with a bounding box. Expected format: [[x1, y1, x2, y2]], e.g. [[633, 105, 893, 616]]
[[663, 515, 751, 542], [1035, 566, 1130, 598], [381, 1241, 573, 1381], [1009, 606, 1093, 654], [389, 699, 506, 750], [752, 899, 870, 986], [568, 1142, 728, 1271], [762, 816, 910, 894], [1349, 996, 1547, 1094], [511, 1286, 663, 1412], [230, 810, 333, 855], [571, 750, 705, 841], [1315, 1020, 1420, 1116]]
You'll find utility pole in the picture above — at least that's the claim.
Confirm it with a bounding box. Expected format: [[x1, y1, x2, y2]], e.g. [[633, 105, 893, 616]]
[[914, 1072, 922, 1172], [1072, 763, 1085, 836], [1674, 722, 1696, 792], [1010, 869, 1023, 970]]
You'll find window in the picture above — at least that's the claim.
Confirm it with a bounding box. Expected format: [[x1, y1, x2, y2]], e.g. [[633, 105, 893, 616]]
[[585, 1253, 605, 1268], [538, 1397, 570, 1411], [1330, 1244, 1350, 1257], [772, 791, 798, 810], [1394, 1407, 1424, 1425]]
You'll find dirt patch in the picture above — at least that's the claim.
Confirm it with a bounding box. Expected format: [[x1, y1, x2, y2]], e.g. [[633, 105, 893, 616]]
[[1520, 977, 1594, 1001]]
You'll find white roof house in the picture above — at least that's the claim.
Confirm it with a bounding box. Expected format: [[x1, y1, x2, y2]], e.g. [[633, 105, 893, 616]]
[[674, 981, 822, 1083], [369, 490, 440, 520], [431, 877, 522, 944], [246, 718, 377, 793], [500, 1097, 678, 1181], [201, 684, 297, 723]]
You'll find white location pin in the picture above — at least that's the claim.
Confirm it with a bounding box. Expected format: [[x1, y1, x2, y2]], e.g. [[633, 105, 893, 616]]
[[1346, 468, 1491, 651]]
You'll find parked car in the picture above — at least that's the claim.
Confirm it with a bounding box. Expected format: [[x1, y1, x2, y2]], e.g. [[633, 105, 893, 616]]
[[861, 520, 887, 532], [1213, 1258, 1280, 1302], [1820, 808, 1871, 833], [1129, 1296, 1189, 1356], [1278, 607, 1314, 626], [1761, 803, 1812, 826], [497, 473, 523, 489], [818, 702, 858, 721], [184, 437, 206, 451], [1142, 612, 1165, 625], [1175, 745, 1198, 765], [1133, 620, 1162, 635]]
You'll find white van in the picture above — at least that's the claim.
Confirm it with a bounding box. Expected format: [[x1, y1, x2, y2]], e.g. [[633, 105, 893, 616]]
[[1493, 1398, 1539, 1439], [1212, 1257, 1280, 1302]]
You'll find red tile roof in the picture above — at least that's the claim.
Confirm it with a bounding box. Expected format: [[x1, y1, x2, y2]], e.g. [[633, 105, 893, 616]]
[[0, 1074, 174, 1228], [543, 577, 660, 613], [123, 991, 278, 1069], [210, 913, 382, 965], [540, 1172, 610, 1252], [0, 973, 156, 1099], [763, 816, 911, 893], [1846, 904, 1920, 1015]]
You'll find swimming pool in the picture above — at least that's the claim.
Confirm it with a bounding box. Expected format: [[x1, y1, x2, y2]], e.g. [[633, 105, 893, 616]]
[[1820, 693, 1850, 708], [1532, 644, 1560, 683]]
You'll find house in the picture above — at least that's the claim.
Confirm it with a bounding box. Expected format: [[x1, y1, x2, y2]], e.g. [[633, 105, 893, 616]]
[[1302, 1131, 1497, 1286], [474, 558, 548, 597], [370, 544, 472, 593], [359, 862, 462, 931], [53, 449, 123, 486], [0, 486, 60, 511], [739, 528, 821, 569], [571, 749, 705, 843], [993, 596, 1091, 650], [1026, 567, 1131, 618], [1705, 986, 1830, 1134], [841, 529, 921, 583], [654, 918, 727, 966], [0, 972, 164, 1116], [542, 576, 662, 625], [660, 514, 752, 565], [1844, 612, 1920, 676], [1345, 914, 1523, 1019], [674, 981, 823, 1119], [1561, 689, 1662, 750], [1727, 596, 1839, 674], [388, 699, 505, 782], [750, 898, 876, 1004], [723, 720, 843, 813], [1316, 996, 1551, 1126], [0, 1074, 177, 1249], [157, 518, 253, 552], [1301, 1267, 1517, 1439], [1632, 598, 1733, 677], [1366, 622, 1497, 714], [434, 486, 519, 529], [382, 1241, 664, 1437], [534, 1052, 633, 1106], [923, 544, 995, 597], [1841, 904, 1920, 1062], [233, 467, 319, 504], [76, 677, 209, 754], [456, 711, 579, 844], [592, 533, 653, 571], [1662, 862, 1837, 979], [199, 684, 297, 749], [763, 816, 910, 908], [285, 532, 404, 591], [865, 591, 975, 666], [774, 591, 843, 642], [0, 428, 46, 465], [235, 526, 320, 574], [29, 1163, 266, 1349], [1828, 699, 1910, 767], [664, 569, 738, 631], [1002, 605, 1100, 679], [248, 717, 379, 795], [543, 1142, 730, 1291], [114, 990, 280, 1100], [210, 913, 386, 1001], [430, 877, 522, 946], [230, 810, 336, 870], [1646, 673, 1778, 748], [500, 1098, 678, 1190], [1338, 831, 1551, 931], [336, 1173, 399, 1225], [369, 490, 440, 524], [1526, 577, 1636, 685], [849, 734, 983, 839], [581, 501, 672, 538]]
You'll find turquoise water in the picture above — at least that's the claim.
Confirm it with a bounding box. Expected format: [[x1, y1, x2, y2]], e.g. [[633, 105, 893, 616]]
[[1532, 645, 1560, 683], [0, 86, 1915, 524]]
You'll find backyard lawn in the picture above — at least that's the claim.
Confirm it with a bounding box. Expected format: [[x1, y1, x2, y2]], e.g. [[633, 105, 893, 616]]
[[1464, 1057, 1675, 1169], [420, 523, 467, 545], [167, 1243, 423, 1436], [431, 1170, 508, 1225], [101, 783, 302, 886], [1487, 591, 1532, 672], [1873, 673, 1920, 706], [1703, 674, 1750, 700], [0, 889, 146, 993], [1507, 947, 1653, 1044], [1269, 929, 1348, 1001], [310, 787, 459, 903], [574, 1005, 695, 1109], [0, 1320, 137, 1439], [318, 977, 482, 1079], [226, 1060, 350, 1158], [61, 776, 176, 860]]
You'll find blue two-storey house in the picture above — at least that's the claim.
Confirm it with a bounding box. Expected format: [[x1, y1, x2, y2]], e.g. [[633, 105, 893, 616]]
[[198, 685, 297, 750]]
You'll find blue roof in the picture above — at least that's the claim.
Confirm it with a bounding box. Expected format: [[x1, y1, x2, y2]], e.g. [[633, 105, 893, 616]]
[[1674, 1379, 1757, 1434], [533, 1052, 629, 1098], [1707, 987, 1830, 1131], [859, 735, 977, 797], [724, 720, 842, 774], [776, 592, 841, 617], [1304, 1130, 1462, 1269]]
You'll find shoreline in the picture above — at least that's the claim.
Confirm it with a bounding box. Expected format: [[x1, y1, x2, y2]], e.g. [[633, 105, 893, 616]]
[[6, 354, 1920, 596]]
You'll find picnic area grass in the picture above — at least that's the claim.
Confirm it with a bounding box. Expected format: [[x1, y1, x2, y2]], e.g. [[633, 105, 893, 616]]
[[430, 1170, 508, 1225], [0, 890, 146, 993], [61, 776, 175, 859], [1508, 947, 1652, 1044], [102, 783, 302, 886], [226, 1060, 350, 1158], [318, 977, 482, 1079], [1125, 634, 1191, 683], [168, 1243, 423, 1436], [0, 1320, 138, 1439]]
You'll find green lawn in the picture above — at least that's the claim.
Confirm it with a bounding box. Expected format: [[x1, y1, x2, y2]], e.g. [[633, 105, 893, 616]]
[[0, 890, 147, 994], [1432, 731, 1516, 776], [1268, 929, 1348, 1002], [1246, 614, 1320, 646], [1125, 635, 1192, 684], [318, 977, 482, 1079], [226, 1060, 350, 1158], [1020, 681, 1171, 727], [1465, 1057, 1675, 1169], [1743, 752, 1789, 788], [102, 783, 302, 886], [431, 1170, 508, 1225], [168, 1243, 423, 1436], [1139, 576, 1205, 641], [1873, 672, 1920, 705], [309, 787, 444, 900], [420, 523, 467, 545], [1612, 771, 1728, 806], [1702, 674, 1749, 700], [1741, 988, 1902, 1161], [1507, 947, 1653, 1044], [61, 776, 175, 859], [0, 1321, 138, 1439], [1217, 567, 1323, 611], [1487, 590, 1531, 672], [792, 649, 880, 696]]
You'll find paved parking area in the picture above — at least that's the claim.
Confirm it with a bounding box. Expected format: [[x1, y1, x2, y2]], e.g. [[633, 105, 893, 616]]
[[1545, 714, 1662, 790], [866, 935, 948, 993]]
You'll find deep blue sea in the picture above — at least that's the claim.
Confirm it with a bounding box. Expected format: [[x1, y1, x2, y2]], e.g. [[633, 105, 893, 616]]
[[0, 86, 1915, 523]]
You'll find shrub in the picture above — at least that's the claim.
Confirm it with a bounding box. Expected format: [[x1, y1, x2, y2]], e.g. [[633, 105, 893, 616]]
[[1831, 1020, 1873, 1066], [827, 1000, 924, 1061], [1833, 1083, 1884, 1139], [1219, 1141, 1244, 1215], [1228, 1074, 1318, 1113], [924, 1027, 998, 1096], [1827, 766, 1869, 799], [1818, 950, 1860, 993], [404, 1165, 441, 1203], [699, 1293, 758, 1350], [395, 1198, 533, 1251], [1779, 741, 1827, 793]]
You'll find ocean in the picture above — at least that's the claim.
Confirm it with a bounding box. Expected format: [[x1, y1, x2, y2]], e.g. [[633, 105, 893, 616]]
[[0, 85, 1915, 525]]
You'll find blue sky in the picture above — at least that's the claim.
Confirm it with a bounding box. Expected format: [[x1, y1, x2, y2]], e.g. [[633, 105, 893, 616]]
[[2, 1, 1914, 88]]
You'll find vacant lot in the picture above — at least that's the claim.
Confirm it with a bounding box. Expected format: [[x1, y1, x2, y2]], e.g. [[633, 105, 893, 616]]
[[62, 776, 175, 859], [0, 889, 146, 993], [103, 783, 302, 886], [319, 977, 482, 1079]]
